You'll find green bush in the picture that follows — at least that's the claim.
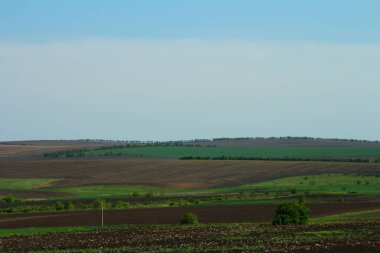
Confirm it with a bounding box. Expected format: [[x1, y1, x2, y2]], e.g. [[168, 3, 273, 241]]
[[145, 192, 154, 197], [1, 195, 21, 204], [272, 202, 310, 225], [55, 201, 65, 210], [64, 201, 75, 210], [180, 212, 199, 225], [94, 199, 106, 208]]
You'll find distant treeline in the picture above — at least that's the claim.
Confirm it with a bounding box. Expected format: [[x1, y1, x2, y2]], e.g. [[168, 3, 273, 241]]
[[73, 139, 210, 145], [179, 156, 380, 163], [40, 136, 380, 145], [211, 136, 380, 143], [44, 149, 88, 158], [44, 147, 144, 158]]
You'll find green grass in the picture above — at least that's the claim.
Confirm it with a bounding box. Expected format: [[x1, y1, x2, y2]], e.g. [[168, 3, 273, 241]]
[[3, 173, 380, 201], [46, 184, 189, 199], [67, 145, 380, 159], [301, 230, 343, 236], [0, 226, 99, 237], [197, 199, 284, 206], [311, 209, 380, 223], [46, 174, 380, 200], [237, 174, 380, 195], [0, 223, 242, 238], [0, 178, 60, 190]]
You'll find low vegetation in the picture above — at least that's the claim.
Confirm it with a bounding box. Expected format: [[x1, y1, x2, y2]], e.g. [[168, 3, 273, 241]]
[[1, 173, 380, 215], [0, 195, 23, 204], [239, 173, 380, 195], [0, 178, 59, 190], [311, 209, 380, 223]]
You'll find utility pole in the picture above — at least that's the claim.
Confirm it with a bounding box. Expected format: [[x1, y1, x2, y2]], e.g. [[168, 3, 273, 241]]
[[101, 203, 104, 226]]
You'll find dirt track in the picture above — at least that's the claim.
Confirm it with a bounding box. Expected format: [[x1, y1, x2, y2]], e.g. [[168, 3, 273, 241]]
[[1, 202, 380, 229]]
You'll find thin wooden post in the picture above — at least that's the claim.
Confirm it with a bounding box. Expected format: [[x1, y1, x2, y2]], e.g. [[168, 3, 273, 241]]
[[101, 204, 104, 226]]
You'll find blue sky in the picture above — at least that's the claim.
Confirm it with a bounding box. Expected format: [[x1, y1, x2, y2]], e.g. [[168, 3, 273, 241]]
[[1, 0, 380, 42], [1, 1, 379, 141]]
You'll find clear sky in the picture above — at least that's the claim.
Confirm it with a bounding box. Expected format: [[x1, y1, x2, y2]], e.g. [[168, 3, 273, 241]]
[[1, 1, 379, 141]]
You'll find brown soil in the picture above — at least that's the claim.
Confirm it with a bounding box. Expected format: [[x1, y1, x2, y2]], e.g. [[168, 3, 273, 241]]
[[1, 158, 380, 189], [0, 140, 116, 158], [0, 222, 380, 253], [1, 202, 380, 229]]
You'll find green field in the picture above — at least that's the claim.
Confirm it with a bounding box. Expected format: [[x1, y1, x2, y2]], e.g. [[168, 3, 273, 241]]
[[47, 184, 189, 199], [46, 145, 380, 161], [2, 173, 380, 203], [311, 209, 380, 223], [0, 178, 59, 190], [237, 174, 380, 195]]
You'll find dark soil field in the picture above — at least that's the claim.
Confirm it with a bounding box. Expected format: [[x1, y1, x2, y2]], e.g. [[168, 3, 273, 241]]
[[1, 202, 380, 229], [1, 222, 380, 252], [1, 158, 380, 189], [0, 140, 114, 158]]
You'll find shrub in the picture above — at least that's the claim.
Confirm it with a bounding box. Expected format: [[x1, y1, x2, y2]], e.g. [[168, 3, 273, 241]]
[[55, 201, 65, 210], [64, 201, 75, 210], [180, 212, 199, 225], [298, 194, 305, 204], [272, 202, 310, 225], [1, 195, 21, 204], [94, 199, 106, 208], [145, 192, 154, 197]]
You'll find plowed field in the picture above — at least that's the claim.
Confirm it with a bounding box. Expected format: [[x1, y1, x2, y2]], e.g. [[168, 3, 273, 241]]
[[1, 202, 380, 229], [1, 222, 380, 252], [1, 158, 380, 188]]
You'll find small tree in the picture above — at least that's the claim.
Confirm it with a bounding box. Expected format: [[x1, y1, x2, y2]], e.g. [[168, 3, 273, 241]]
[[180, 212, 199, 225], [94, 199, 106, 209], [272, 202, 310, 225], [55, 201, 65, 210], [145, 191, 154, 197], [64, 201, 75, 210]]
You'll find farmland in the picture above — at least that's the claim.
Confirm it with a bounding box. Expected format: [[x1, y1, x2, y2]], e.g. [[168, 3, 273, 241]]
[[2, 158, 380, 189], [1, 139, 380, 252], [44, 145, 380, 162], [1, 221, 380, 252]]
